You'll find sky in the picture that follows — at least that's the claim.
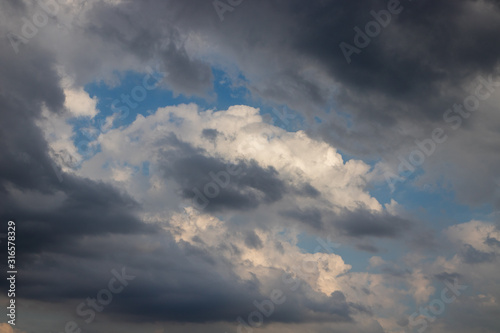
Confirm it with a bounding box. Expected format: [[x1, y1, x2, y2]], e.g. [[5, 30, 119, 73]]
[[0, 0, 499, 332]]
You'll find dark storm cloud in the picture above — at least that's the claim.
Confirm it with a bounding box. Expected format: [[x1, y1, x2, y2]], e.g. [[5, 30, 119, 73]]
[[0, 25, 358, 326], [159, 134, 287, 212], [0, 0, 156, 308], [280, 207, 323, 230], [1, 176, 157, 254], [0, 13, 359, 321], [123, 0, 500, 209], [2, 0, 499, 330], [290, 0, 499, 120], [331, 208, 412, 238], [79, 0, 500, 120], [24, 0, 497, 209], [83, 0, 213, 97], [141, 0, 499, 122], [0, 5, 158, 257], [119, 266, 360, 325], [280, 205, 412, 238], [6, 230, 363, 325]]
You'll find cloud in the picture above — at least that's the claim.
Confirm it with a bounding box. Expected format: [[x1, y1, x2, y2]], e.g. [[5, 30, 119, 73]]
[[445, 220, 500, 253], [6, 0, 500, 210], [434, 272, 462, 282], [332, 208, 412, 238], [459, 244, 497, 264], [485, 236, 500, 248], [1, 0, 499, 332], [280, 207, 323, 230], [158, 135, 287, 212], [355, 243, 379, 253], [244, 230, 264, 249]]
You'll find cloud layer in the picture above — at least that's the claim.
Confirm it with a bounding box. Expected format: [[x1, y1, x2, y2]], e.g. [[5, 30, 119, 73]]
[[0, 0, 499, 332]]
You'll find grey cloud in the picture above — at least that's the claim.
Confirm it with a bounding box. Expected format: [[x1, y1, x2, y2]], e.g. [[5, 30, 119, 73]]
[[355, 243, 379, 253], [5, 231, 363, 325], [146, 0, 500, 208], [459, 244, 497, 264], [408, 229, 439, 252], [201, 128, 220, 142], [293, 183, 321, 198], [434, 272, 462, 282], [83, 0, 214, 97], [244, 230, 263, 249], [331, 209, 412, 238], [159, 134, 287, 212], [0, 0, 158, 316], [80, 0, 500, 122], [11, 0, 499, 209], [280, 205, 413, 238], [159, 42, 214, 96], [9, 0, 498, 209], [396, 316, 409, 327], [280, 207, 323, 230], [1, 0, 499, 331], [485, 236, 500, 248]]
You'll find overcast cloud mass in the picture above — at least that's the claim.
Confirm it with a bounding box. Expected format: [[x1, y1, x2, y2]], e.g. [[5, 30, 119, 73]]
[[0, 0, 499, 332]]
